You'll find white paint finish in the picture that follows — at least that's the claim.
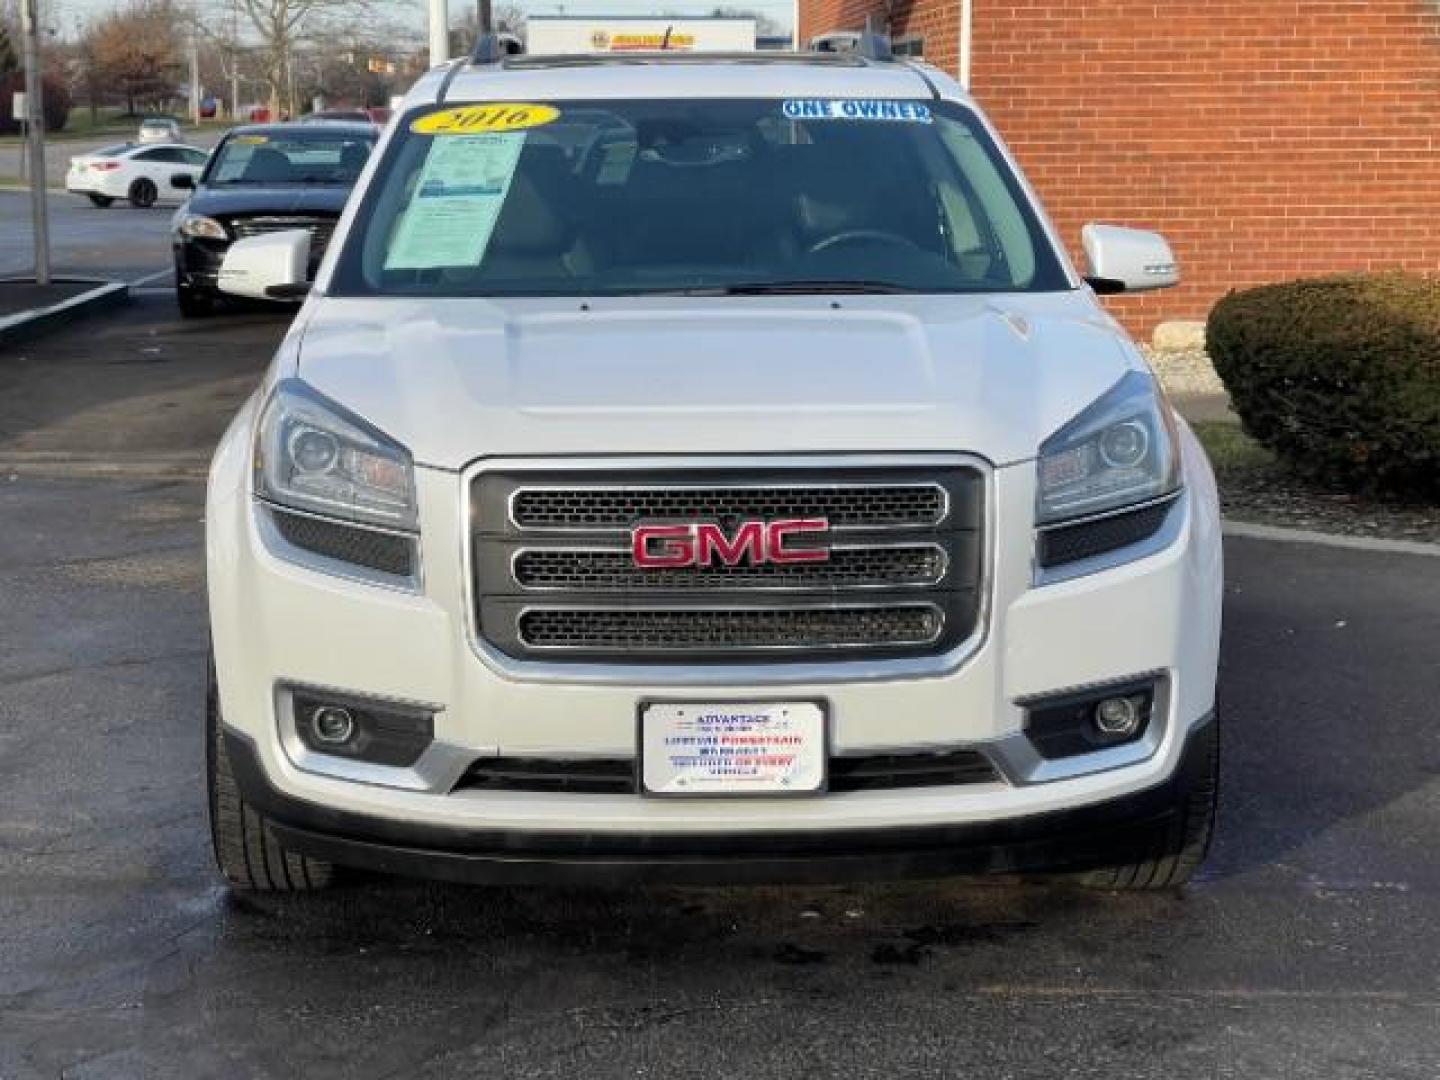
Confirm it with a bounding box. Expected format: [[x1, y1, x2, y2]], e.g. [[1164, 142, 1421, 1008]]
[[440, 60, 939, 109], [204, 55, 1226, 847], [295, 292, 1140, 469], [63, 143, 207, 205]]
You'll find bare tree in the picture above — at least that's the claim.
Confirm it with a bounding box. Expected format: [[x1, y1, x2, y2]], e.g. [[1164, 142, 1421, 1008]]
[[229, 0, 382, 116]]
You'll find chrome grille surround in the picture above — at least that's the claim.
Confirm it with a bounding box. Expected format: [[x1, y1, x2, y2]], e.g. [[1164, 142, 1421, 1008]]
[[467, 456, 989, 672]]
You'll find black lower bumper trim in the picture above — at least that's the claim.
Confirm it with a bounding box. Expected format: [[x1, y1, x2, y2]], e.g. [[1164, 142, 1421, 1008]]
[[227, 714, 1215, 886]]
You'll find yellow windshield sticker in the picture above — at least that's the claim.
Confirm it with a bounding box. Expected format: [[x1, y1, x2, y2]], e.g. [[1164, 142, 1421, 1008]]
[[411, 103, 559, 136], [233, 134, 269, 144]]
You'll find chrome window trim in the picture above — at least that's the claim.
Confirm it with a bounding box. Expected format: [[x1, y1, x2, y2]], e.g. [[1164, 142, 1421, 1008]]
[[506, 480, 951, 533], [508, 540, 950, 592], [255, 499, 425, 595], [514, 600, 947, 652], [457, 453, 994, 687]]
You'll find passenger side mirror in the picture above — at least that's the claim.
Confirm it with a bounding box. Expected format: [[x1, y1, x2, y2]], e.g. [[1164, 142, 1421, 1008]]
[[1081, 224, 1179, 294], [217, 230, 311, 301], [170, 173, 194, 190]]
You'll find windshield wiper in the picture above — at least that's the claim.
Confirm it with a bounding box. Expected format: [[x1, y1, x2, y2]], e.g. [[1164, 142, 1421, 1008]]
[[649, 280, 921, 296]]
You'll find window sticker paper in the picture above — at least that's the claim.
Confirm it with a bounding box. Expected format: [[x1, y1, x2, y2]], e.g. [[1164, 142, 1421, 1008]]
[[781, 99, 933, 123], [410, 103, 560, 136], [384, 132, 526, 270]]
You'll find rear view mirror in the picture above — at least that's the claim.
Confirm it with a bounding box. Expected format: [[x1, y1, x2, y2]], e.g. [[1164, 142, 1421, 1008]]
[[171, 173, 194, 190], [217, 230, 311, 301], [1081, 224, 1179, 294]]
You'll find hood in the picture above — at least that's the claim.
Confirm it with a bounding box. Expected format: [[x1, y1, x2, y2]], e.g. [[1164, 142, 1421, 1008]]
[[189, 185, 352, 217], [294, 292, 1141, 470]]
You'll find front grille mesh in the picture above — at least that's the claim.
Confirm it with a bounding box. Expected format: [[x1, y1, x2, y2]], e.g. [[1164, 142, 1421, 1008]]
[[271, 507, 413, 577], [1038, 498, 1175, 568], [511, 484, 946, 530], [230, 216, 337, 258], [514, 545, 946, 590], [518, 606, 943, 651]]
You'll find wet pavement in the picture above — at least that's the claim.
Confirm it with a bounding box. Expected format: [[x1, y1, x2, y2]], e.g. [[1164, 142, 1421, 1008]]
[[1, 299, 1438, 1078]]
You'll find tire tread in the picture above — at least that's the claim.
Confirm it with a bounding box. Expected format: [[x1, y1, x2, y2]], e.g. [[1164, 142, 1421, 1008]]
[[207, 654, 333, 892]]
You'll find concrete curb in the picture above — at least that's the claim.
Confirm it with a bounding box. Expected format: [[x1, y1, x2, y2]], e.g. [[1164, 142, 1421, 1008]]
[[1223, 520, 1440, 557], [0, 452, 209, 481], [0, 279, 131, 348]]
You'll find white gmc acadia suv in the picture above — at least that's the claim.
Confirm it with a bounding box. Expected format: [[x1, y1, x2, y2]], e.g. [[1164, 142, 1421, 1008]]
[[205, 35, 1223, 893]]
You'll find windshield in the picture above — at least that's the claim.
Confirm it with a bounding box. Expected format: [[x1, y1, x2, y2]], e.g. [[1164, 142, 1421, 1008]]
[[331, 98, 1070, 297], [204, 131, 376, 187]]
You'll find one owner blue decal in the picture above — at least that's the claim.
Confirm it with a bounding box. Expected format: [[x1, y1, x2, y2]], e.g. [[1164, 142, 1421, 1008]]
[[781, 99, 933, 123]]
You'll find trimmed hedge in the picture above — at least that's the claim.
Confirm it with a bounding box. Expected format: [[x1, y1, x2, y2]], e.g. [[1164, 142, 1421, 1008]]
[[1207, 273, 1440, 499]]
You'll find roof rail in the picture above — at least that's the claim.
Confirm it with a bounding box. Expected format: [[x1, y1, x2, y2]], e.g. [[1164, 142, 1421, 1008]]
[[470, 31, 524, 64], [807, 28, 893, 62]]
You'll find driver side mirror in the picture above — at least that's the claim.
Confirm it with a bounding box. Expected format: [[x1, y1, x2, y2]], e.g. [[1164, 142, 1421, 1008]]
[[1081, 224, 1179, 294], [170, 173, 194, 190], [217, 230, 312, 301]]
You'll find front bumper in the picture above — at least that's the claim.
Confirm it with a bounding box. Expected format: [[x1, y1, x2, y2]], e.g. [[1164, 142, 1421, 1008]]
[[174, 236, 229, 291], [229, 712, 1216, 885], [207, 414, 1223, 880]]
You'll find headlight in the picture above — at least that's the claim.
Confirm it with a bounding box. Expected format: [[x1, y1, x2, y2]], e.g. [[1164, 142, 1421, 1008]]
[[254, 379, 417, 531], [1036, 371, 1181, 525], [179, 214, 227, 240]]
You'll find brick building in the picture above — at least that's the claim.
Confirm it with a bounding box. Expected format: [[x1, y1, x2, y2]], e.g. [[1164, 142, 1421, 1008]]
[[797, 0, 1440, 337]]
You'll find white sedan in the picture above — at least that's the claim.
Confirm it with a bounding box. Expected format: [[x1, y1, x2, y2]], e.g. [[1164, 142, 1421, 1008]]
[[65, 143, 210, 209]]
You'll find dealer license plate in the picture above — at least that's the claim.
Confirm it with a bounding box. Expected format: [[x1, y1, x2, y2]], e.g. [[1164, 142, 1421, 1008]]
[[639, 701, 826, 797]]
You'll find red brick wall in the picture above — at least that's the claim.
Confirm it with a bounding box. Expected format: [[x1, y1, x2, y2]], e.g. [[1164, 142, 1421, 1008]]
[[798, 0, 1440, 338]]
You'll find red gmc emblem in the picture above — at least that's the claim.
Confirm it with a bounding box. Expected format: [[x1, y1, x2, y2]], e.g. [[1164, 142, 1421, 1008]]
[[631, 519, 830, 568]]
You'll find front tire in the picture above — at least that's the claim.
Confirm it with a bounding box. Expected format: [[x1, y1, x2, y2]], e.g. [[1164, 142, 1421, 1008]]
[[88, 194, 114, 208], [128, 177, 157, 208], [177, 285, 214, 318], [207, 653, 334, 892], [1074, 715, 1220, 890]]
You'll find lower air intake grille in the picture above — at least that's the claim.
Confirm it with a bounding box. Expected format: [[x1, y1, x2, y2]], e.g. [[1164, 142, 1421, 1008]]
[[453, 750, 999, 794], [517, 605, 944, 653]]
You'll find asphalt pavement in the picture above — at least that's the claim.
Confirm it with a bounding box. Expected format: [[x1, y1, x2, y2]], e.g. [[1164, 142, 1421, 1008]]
[[0, 190, 177, 284], [1, 297, 1438, 1078]]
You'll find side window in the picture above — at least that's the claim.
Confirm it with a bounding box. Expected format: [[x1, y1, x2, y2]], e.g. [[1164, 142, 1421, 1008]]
[[132, 149, 164, 163], [184, 149, 209, 167], [937, 120, 1037, 286]]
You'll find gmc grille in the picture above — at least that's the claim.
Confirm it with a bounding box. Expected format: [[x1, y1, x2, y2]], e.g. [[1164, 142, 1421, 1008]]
[[472, 464, 985, 664]]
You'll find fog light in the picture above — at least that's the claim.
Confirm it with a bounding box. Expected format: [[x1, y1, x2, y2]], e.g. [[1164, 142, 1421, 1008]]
[[1023, 677, 1158, 760], [1094, 695, 1142, 737], [311, 706, 356, 744], [291, 688, 436, 768]]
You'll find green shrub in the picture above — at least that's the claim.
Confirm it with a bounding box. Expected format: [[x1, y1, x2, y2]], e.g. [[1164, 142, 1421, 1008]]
[[1206, 273, 1440, 499]]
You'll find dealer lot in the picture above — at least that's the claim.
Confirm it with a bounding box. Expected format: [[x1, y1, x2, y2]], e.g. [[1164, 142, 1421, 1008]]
[[0, 296, 1437, 1077]]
